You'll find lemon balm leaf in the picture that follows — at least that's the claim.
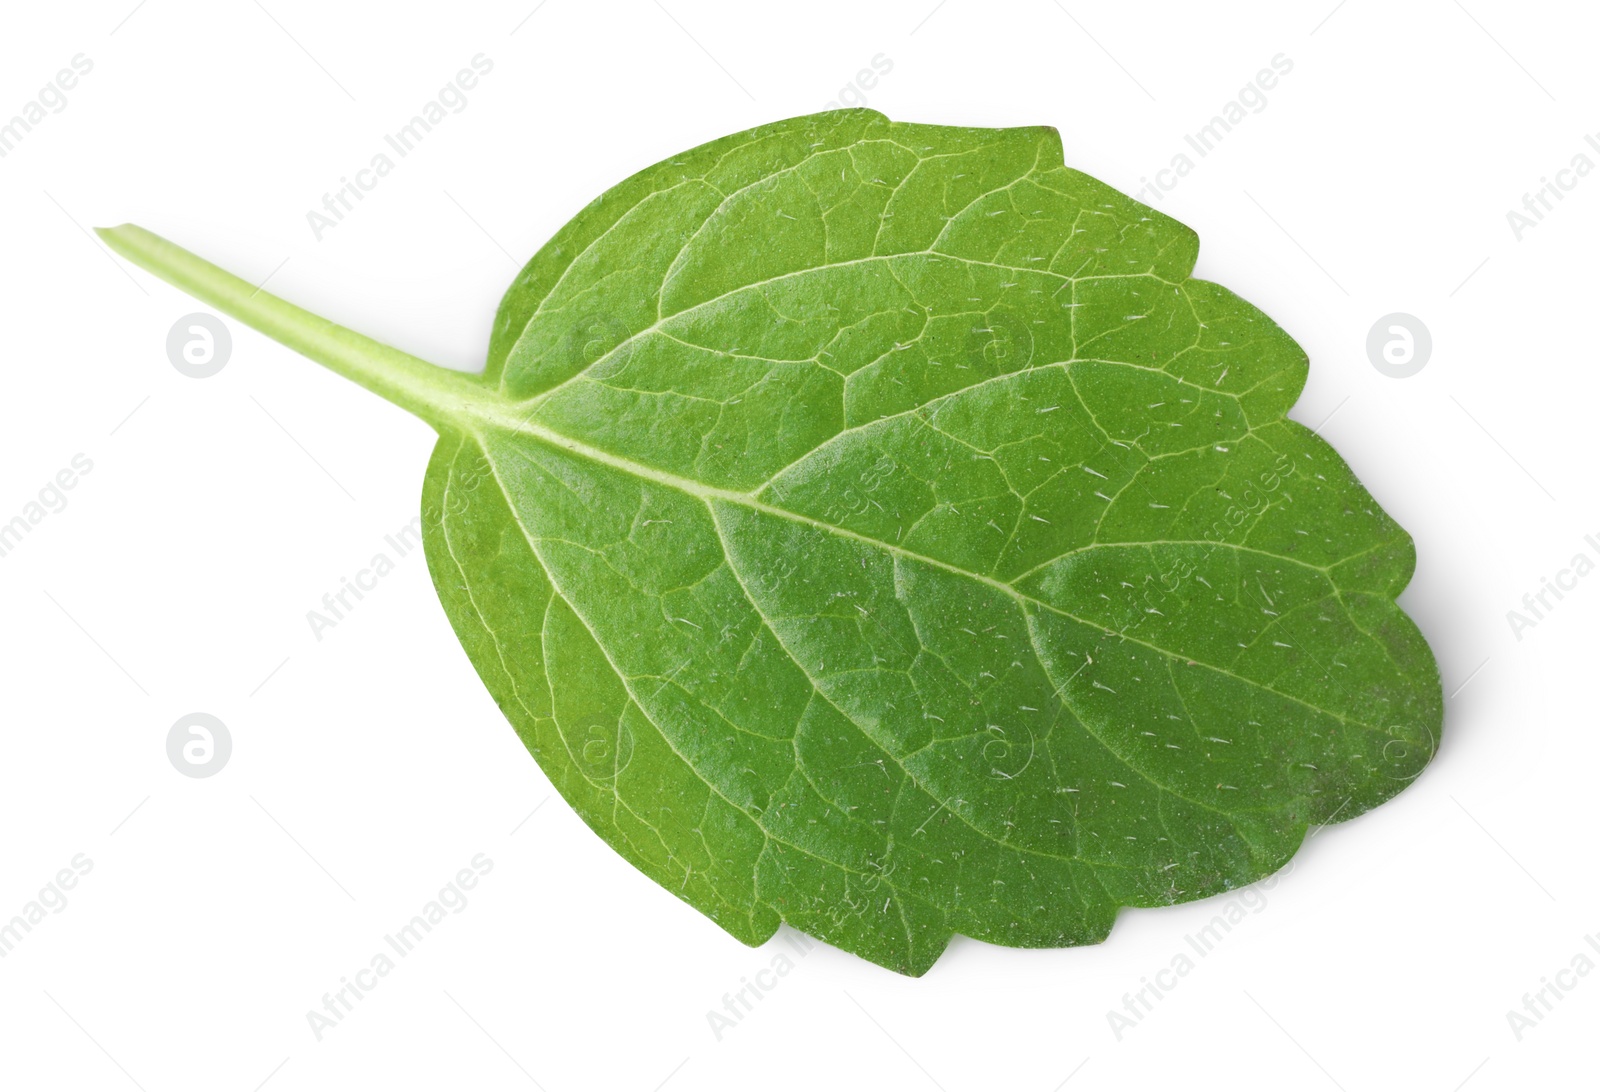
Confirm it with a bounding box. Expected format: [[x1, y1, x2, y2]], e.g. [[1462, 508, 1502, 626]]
[[99, 109, 1441, 976]]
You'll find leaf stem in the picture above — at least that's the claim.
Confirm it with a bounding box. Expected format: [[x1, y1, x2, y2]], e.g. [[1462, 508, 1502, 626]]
[[97, 224, 492, 430]]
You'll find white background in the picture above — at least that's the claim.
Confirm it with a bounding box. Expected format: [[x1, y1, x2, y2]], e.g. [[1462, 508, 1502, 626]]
[[1, 1, 1595, 1089]]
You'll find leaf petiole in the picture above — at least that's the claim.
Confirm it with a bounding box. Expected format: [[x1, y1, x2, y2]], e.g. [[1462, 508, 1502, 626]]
[[96, 224, 490, 432]]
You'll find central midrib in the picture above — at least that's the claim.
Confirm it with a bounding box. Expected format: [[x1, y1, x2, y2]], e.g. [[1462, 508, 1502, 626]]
[[452, 393, 1384, 737]]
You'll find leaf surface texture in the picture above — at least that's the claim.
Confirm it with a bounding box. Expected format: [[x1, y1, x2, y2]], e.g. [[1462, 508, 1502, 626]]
[[424, 111, 1440, 974]]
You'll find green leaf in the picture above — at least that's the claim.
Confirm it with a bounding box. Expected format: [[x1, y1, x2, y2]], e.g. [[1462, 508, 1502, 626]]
[[101, 109, 1441, 976]]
